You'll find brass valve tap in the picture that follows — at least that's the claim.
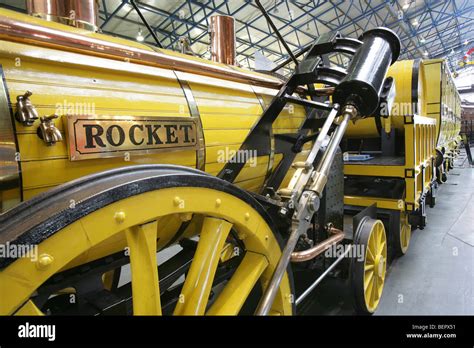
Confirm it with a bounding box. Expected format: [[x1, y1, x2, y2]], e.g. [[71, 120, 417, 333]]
[[15, 91, 39, 126], [38, 114, 63, 146]]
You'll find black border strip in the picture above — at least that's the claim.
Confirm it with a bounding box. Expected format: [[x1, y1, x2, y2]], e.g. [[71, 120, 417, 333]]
[[411, 58, 421, 115]]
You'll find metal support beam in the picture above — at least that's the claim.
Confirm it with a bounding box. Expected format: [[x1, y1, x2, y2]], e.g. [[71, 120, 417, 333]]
[[130, 0, 163, 48], [255, 0, 298, 66]]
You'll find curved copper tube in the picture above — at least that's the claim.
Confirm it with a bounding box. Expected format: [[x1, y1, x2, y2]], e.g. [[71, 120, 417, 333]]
[[0, 13, 282, 89], [291, 227, 345, 263]]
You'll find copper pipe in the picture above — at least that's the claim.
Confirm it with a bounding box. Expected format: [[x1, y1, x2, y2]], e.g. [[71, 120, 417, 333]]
[[26, 0, 99, 31], [290, 227, 345, 263], [0, 12, 282, 89], [309, 87, 335, 96], [0, 10, 333, 95], [210, 15, 236, 65], [0, 11, 335, 95]]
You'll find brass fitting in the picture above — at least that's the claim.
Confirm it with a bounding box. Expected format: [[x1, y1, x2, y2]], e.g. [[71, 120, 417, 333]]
[[38, 114, 63, 146], [15, 91, 39, 126], [342, 104, 360, 123]]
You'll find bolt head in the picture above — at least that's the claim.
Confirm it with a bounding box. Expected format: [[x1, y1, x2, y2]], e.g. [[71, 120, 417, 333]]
[[114, 211, 126, 223], [179, 213, 193, 222], [36, 254, 54, 269]]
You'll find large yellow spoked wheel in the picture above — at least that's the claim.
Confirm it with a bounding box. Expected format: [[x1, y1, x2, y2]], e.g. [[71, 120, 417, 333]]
[[0, 165, 294, 316], [393, 212, 411, 256], [351, 217, 387, 314]]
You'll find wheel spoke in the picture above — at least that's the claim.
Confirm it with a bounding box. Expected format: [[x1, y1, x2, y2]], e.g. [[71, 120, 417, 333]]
[[375, 226, 382, 255], [125, 220, 161, 315], [377, 276, 384, 299], [364, 263, 374, 272], [207, 252, 268, 315], [364, 270, 374, 290], [365, 274, 375, 306], [373, 232, 379, 255], [379, 240, 386, 254], [174, 217, 232, 315], [366, 247, 375, 263], [371, 274, 378, 305]]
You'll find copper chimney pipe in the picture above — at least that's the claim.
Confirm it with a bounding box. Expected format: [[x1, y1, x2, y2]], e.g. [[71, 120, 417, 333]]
[[26, 0, 99, 31], [210, 15, 236, 65], [291, 227, 345, 263]]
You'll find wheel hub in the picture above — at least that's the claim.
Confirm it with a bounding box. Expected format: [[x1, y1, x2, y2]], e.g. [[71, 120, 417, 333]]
[[375, 255, 385, 278]]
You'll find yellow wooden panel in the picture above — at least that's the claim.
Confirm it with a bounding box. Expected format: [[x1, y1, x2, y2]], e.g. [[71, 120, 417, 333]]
[[2, 52, 189, 131], [205, 162, 225, 176], [205, 155, 269, 184], [344, 164, 405, 178], [205, 129, 250, 146], [234, 176, 266, 192], [188, 82, 263, 117], [205, 144, 242, 164], [272, 116, 305, 130], [200, 114, 258, 130], [272, 128, 300, 135], [18, 133, 67, 161], [344, 196, 403, 211], [426, 104, 440, 114], [235, 160, 269, 182], [21, 150, 196, 190]]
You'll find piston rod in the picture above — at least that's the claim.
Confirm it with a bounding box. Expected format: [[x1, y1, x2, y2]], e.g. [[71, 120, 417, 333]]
[[310, 107, 354, 197], [296, 246, 351, 306], [256, 105, 357, 316], [255, 218, 304, 316]]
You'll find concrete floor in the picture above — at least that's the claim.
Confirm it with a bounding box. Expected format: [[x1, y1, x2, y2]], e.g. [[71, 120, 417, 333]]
[[376, 149, 474, 315], [297, 148, 474, 315]]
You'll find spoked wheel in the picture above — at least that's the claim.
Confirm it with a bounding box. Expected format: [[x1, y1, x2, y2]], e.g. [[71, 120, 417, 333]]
[[393, 212, 411, 256], [351, 217, 387, 314], [0, 165, 294, 316]]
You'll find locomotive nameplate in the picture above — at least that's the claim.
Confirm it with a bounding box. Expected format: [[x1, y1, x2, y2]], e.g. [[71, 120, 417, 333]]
[[66, 115, 198, 161]]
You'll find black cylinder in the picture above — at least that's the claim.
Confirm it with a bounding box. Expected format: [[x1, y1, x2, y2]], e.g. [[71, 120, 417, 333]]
[[333, 27, 401, 117]]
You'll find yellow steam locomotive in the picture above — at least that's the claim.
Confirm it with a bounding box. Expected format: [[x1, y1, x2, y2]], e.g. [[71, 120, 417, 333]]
[[0, 3, 460, 316]]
